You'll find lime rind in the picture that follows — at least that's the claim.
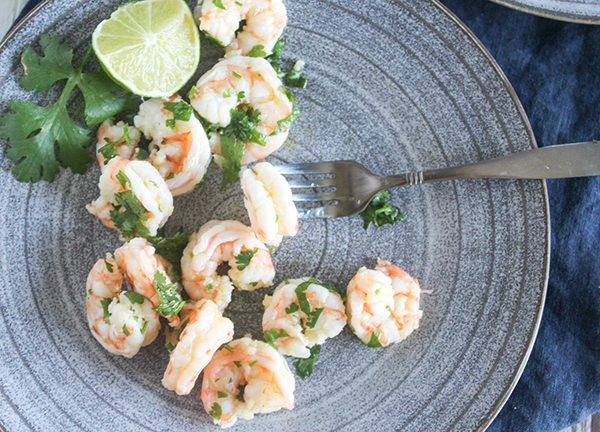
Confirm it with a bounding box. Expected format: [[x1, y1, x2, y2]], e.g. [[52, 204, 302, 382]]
[[92, 0, 200, 98]]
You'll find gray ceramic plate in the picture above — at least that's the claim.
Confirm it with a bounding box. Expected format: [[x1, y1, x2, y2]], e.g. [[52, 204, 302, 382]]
[[490, 0, 600, 24], [0, 0, 549, 431]]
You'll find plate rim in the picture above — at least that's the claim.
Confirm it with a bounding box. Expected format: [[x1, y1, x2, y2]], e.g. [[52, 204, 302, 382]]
[[489, 0, 600, 25], [0, 0, 551, 431]]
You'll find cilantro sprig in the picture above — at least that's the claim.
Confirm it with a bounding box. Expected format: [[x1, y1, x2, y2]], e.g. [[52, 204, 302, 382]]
[[292, 345, 321, 379], [147, 228, 189, 278], [0, 34, 138, 183], [234, 249, 258, 271], [110, 171, 151, 239], [152, 271, 186, 318], [362, 191, 405, 230]]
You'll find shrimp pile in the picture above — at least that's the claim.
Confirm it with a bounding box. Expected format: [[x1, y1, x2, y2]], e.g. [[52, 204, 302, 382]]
[[190, 56, 294, 165], [133, 95, 212, 196], [241, 162, 298, 246], [86, 157, 174, 237], [162, 299, 234, 395], [346, 259, 423, 347], [262, 278, 346, 358], [86, 255, 161, 358], [196, 0, 287, 58], [201, 337, 295, 428], [181, 220, 275, 311]]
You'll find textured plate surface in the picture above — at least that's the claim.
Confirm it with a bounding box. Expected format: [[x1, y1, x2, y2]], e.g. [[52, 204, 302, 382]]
[[489, 0, 600, 24], [0, 0, 549, 431]]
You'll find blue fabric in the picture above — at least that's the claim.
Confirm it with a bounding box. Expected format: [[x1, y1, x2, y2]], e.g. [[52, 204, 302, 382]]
[[11, 0, 600, 431], [439, 1, 600, 431]]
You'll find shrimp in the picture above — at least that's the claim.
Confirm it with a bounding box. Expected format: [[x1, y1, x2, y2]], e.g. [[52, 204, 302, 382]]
[[133, 95, 212, 196], [241, 162, 298, 246], [201, 337, 295, 428], [262, 278, 346, 358], [86, 157, 174, 238], [162, 299, 234, 395], [346, 259, 423, 347], [181, 220, 275, 311], [95, 118, 141, 167], [114, 238, 183, 326], [190, 56, 294, 165], [196, 0, 287, 58], [86, 255, 161, 358]]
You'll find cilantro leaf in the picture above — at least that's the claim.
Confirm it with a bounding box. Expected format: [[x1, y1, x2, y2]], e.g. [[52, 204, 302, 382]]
[[152, 271, 186, 318], [293, 345, 321, 379], [222, 106, 265, 145], [78, 70, 140, 126], [285, 302, 299, 314], [140, 318, 148, 335], [124, 291, 145, 305], [147, 228, 189, 277], [20, 34, 74, 92], [283, 60, 307, 88], [209, 402, 222, 420], [98, 124, 131, 165], [187, 85, 197, 99], [247, 45, 267, 57], [100, 298, 112, 323], [204, 33, 224, 48], [294, 278, 321, 315], [164, 101, 193, 128], [219, 135, 245, 188], [0, 100, 91, 182], [264, 328, 289, 348], [362, 191, 405, 230], [212, 0, 226, 10], [364, 330, 383, 348], [104, 260, 114, 273], [110, 185, 151, 240], [270, 105, 300, 136], [234, 249, 258, 270], [165, 342, 177, 352], [268, 37, 285, 60], [218, 391, 228, 398], [122, 324, 130, 336], [305, 307, 324, 329]]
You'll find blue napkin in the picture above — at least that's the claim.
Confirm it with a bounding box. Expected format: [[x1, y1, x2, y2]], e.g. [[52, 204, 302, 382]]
[[440, 1, 600, 431], [11, 0, 600, 431]]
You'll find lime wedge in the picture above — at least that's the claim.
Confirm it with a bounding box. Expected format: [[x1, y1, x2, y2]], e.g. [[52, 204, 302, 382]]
[[92, 0, 200, 98]]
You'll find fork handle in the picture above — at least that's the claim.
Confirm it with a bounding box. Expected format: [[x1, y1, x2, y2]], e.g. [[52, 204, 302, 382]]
[[383, 141, 600, 188]]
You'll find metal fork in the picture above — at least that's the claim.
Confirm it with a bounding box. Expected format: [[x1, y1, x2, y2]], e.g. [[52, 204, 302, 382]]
[[274, 141, 600, 218]]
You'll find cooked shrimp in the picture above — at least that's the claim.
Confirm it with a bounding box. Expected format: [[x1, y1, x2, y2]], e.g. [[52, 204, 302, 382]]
[[346, 259, 422, 347], [86, 255, 161, 358], [162, 299, 234, 395], [241, 162, 298, 246], [196, 0, 287, 58], [190, 56, 294, 165], [201, 337, 295, 428], [133, 95, 211, 196], [181, 220, 275, 311], [95, 119, 141, 167], [86, 157, 174, 237], [114, 238, 183, 326], [262, 278, 346, 358]]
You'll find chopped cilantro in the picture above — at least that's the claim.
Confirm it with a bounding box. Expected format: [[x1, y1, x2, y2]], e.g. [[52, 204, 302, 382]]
[[206, 283, 214, 291], [147, 229, 189, 277], [285, 302, 299, 314], [100, 298, 111, 323], [223, 106, 266, 145], [110, 181, 150, 240], [283, 61, 307, 88], [217, 391, 228, 398], [212, 0, 225, 10], [152, 271, 186, 318], [204, 33, 224, 48], [232, 71, 242, 79], [293, 345, 320, 379], [140, 318, 148, 335], [177, 319, 190, 340], [270, 106, 300, 136], [164, 101, 193, 128], [187, 85, 197, 99], [233, 361, 242, 368], [122, 324, 130, 336], [365, 330, 383, 348], [265, 38, 285, 73], [165, 342, 177, 352], [99, 123, 131, 167], [135, 148, 149, 160], [0, 34, 138, 183], [247, 45, 267, 57], [223, 344, 233, 352], [264, 328, 289, 348], [234, 249, 258, 270], [362, 191, 405, 229], [279, 85, 294, 103], [249, 359, 258, 366], [305, 307, 324, 329], [237, 90, 246, 103], [294, 278, 320, 315], [222, 88, 236, 98], [124, 291, 145, 305], [104, 260, 114, 273], [235, 1, 242, 5], [209, 402, 222, 420], [219, 135, 245, 188]]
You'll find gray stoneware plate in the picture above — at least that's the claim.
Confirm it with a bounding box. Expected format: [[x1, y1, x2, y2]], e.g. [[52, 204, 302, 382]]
[[0, 0, 549, 431], [489, 0, 600, 24]]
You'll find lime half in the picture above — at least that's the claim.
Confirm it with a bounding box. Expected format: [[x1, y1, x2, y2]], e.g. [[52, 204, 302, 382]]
[[92, 0, 200, 98]]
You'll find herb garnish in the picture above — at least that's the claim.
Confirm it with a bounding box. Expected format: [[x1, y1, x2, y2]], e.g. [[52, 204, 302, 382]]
[[293, 345, 321, 379], [247, 45, 267, 57], [209, 402, 222, 420], [152, 271, 186, 318], [285, 302, 299, 314], [109, 171, 150, 239], [362, 191, 404, 230], [98, 124, 131, 165], [234, 249, 258, 270], [100, 298, 112, 323], [283, 61, 307, 89], [0, 35, 138, 183], [212, 0, 226, 10], [217, 392, 228, 398], [264, 328, 289, 348], [147, 228, 189, 278], [223, 344, 234, 352], [163, 101, 193, 129], [124, 291, 145, 305], [233, 361, 242, 368], [305, 307, 324, 329], [365, 330, 383, 348], [270, 105, 300, 136], [104, 260, 114, 273]]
